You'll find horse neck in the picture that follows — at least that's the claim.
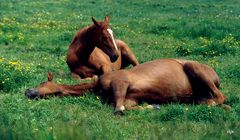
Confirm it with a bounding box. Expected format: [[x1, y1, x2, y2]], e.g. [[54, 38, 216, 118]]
[[59, 81, 97, 96], [72, 25, 97, 60]]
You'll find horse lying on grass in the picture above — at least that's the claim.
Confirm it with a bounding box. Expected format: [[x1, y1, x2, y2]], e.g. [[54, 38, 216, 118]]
[[26, 59, 228, 115], [67, 16, 139, 79]]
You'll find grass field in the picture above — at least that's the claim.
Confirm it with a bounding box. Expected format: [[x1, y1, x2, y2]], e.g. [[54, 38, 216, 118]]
[[0, 0, 240, 139]]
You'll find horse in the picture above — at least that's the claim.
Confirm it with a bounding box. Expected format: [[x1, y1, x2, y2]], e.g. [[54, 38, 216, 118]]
[[66, 16, 139, 79], [25, 59, 228, 115]]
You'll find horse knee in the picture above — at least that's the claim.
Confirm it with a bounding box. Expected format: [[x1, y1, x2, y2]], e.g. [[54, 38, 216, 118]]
[[71, 72, 81, 80], [101, 65, 112, 74]]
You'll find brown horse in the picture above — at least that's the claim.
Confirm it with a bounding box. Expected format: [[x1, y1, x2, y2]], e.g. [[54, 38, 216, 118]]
[[66, 16, 139, 79], [25, 59, 227, 115]]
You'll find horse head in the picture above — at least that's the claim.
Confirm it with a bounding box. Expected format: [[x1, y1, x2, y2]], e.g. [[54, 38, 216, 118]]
[[91, 16, 119, 62], [25, 72, 62, 99]]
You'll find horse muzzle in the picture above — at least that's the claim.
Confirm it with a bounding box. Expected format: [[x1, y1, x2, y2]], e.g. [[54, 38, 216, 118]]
[[25, 89, 40, 99], [109, 54, 119, 62]]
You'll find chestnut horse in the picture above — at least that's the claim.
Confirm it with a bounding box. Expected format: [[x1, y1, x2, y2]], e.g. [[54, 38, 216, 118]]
[[67, 16, 139, 79], [25, 59, 227, 115]]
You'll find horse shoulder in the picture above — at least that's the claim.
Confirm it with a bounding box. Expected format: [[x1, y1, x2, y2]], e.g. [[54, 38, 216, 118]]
[[98, 72, 116, 90], [66, 47, 79, 65]]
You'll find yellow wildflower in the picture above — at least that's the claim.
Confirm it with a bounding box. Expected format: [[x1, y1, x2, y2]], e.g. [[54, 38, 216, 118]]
[[0, 58, 4, 62], [9, 61, 18, 65]]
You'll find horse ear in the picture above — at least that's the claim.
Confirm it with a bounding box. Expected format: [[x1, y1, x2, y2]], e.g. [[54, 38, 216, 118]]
[[104, 16, 110, 23], [92, 17, 100, 27], [47, 72, 53, 81]]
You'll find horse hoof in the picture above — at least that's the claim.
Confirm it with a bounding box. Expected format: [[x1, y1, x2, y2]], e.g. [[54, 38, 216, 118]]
[[219, 104, 232, 111], [114, 111, 124, 116]]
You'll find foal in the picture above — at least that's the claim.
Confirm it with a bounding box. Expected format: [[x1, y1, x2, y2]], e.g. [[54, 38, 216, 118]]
[[66, 16, 139, 79], [26, 59, 227, 115]]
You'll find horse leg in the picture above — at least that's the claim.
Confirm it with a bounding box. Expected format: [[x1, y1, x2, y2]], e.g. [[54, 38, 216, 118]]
[[101, 64, 112, 74], [183, 62, 226, 104], [121, 47, 139, 67], [198, 98, 232, 110], [115, 40, 139, 68], [72, 66, 97, 80], [111, 80, 130, 115]]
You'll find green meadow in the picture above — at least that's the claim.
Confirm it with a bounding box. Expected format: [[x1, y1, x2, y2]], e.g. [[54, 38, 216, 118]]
[[0, 0, 240, 139]]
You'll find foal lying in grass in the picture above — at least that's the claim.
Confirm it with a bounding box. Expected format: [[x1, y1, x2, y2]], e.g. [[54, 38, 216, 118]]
[[26, 59, 227, 115], [66, 16, 139, 79]]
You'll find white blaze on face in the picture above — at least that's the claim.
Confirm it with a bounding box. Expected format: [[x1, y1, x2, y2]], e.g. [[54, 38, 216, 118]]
[[107, 28, 118, 51]]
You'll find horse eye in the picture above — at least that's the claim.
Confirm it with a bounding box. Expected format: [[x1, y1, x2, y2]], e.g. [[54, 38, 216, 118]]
[[40, 82, 46, 85], [103, 36, 108, 40]]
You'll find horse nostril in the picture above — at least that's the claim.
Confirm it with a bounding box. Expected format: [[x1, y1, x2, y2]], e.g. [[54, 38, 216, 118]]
[[110, 54, 118, 62], [25, 89, 30, 96], [25, 89, 40, 99]]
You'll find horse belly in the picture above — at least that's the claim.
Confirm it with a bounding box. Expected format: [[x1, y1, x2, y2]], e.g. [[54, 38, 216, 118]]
[[128, 74, 193, 103]]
